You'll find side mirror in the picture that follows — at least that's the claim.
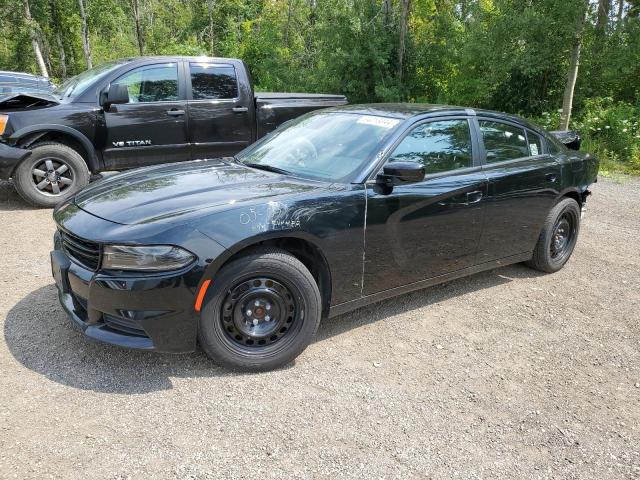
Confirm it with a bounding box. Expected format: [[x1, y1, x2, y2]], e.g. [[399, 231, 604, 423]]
[[376, 161, 425, 188], [100, 83, 129, 108]]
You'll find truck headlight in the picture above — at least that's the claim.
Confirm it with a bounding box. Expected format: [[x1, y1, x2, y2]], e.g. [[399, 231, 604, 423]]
[[0, 115, 8, 136], [102, 245, 195, 271]]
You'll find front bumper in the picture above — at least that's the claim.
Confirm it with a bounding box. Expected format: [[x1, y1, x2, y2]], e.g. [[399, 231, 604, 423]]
[[51, 246, 202, 353], [0, 141, 31, 179]]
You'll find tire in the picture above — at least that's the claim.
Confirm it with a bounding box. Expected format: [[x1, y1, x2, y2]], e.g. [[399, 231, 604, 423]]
[[198, 248, 322, 371], [526, 197, 581, 273], [13, 142, 90, 208]]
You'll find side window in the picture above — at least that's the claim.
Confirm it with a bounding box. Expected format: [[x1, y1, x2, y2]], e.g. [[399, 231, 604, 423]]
[[190, 63, 239, 100], [527, 130, 543, 156], [479, 120, 528, 163], [389, 119, 473, 175], [115, 63, 179, 103]]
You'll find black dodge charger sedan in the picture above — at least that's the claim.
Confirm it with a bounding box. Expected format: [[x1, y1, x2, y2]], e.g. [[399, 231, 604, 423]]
[[51, 104, 599, 370]]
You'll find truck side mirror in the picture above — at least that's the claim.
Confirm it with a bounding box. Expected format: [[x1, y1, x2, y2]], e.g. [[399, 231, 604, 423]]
[[100, 83, 129, 109]]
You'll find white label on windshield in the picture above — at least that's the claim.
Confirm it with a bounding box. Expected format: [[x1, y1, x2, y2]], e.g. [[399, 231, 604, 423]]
[[357, 116, 400, 129]]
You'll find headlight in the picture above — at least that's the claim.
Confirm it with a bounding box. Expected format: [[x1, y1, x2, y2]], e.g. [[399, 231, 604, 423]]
[[102, 245, 195, 271], [0, 115, 8, 136]]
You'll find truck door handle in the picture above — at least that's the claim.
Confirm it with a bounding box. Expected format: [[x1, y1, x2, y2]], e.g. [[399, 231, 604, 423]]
[[167, 109, 185, 116], [545, 173, 558, 182], [466, 191, 483, 204], [232, 106, 249, 113]]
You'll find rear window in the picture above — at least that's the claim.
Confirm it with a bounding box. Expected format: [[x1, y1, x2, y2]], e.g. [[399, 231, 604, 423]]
[[190, 63, 238, 100], [479, 120, 529, 163], [527, 130, 543, 156]]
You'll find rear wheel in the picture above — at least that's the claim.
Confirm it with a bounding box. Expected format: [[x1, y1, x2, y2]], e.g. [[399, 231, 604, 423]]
[[526, 197, 580, 273], [13, 142, 90, 208], [198, 248, 322, 371]]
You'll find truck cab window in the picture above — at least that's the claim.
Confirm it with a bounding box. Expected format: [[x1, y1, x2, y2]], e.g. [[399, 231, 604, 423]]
[[388, 119, 473, 175], [116, 63, 179, 103], [190, 63, 239, 100]]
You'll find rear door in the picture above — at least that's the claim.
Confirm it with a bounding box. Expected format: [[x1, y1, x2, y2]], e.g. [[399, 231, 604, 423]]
[[186, 62, 254, 159], [363, 117, 488, 295], [102, 61, 189, 169], [474, 118, 561, 263]]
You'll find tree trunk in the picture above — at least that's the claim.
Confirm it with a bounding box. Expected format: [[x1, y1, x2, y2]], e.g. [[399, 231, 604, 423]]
[[49, 0, 67, 78], [131, 0, 144, 55], [23, 0, 49, 77], [284, 0, 293, 47], [383, 0, 392, 26], [78, 0, 92, 68], [617, 0, 625, 23], [559, 5, 588, 130], [397, 0, 410, 81], [309, 0, 317, 26], [207, 0, 214, 55], [596, 0, 611, 35]]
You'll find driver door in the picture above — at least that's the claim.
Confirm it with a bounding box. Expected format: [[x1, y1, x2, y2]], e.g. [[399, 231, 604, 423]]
[[363, 118, 488, 296], [102, 62, 189, 169]]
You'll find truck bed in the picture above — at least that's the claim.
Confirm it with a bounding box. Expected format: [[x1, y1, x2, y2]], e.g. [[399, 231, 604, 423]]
[[255, 92, 347, 137]]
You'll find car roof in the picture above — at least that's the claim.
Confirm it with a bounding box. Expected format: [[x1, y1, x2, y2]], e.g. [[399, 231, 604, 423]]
[[328, 103, 544, 133]]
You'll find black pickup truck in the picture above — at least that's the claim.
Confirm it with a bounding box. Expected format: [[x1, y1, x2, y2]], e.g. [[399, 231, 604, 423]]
[[0, 56, 346, 207]]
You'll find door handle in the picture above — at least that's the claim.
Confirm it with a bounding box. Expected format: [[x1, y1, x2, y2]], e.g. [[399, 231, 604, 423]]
[[545, 173, 558, 183], [466, 191, 483, 204], [167, 109, 185, 116], [232, 106, 249, 113]]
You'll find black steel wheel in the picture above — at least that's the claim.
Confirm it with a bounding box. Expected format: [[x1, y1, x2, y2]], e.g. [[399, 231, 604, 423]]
[[526, 197, 580, 273], [198, 248, 321, 371], [13, 142, 90, 208], [221, 277, 299, 349], [549, 212, 576, 263]]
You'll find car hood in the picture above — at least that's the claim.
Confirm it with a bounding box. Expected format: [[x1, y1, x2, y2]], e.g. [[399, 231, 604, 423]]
[[0, 92, 59, 111], [74, 159, 328, 225]]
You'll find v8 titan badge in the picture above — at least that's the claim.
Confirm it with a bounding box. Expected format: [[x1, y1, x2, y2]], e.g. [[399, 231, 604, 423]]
[[112, 140, 152, 147]]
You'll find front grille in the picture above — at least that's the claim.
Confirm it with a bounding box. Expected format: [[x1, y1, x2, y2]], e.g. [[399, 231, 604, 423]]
[[73, 293, 88, 313], [102, 313, 149, 338], [60, 230, 101, 271]]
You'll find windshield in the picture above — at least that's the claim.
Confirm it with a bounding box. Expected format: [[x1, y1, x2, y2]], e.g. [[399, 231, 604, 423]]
[[53, 60, 128, 99], [237, 112, 401, 182]]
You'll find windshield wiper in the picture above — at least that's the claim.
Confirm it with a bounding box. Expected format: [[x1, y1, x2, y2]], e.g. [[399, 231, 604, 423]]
[[243, 162, 291, 175]]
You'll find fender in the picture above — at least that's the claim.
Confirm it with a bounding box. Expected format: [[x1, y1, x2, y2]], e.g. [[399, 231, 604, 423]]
[[9, 124, 100, 172], [201, 229, 330, 281], [197, 229, 333, 315], [555, 186, 587, 208]]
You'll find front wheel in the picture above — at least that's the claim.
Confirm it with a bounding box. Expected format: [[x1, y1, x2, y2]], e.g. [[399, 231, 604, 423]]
[[526, 197, 581, 273], [13, 142, 90, 208], [198, 248, 322, 371]]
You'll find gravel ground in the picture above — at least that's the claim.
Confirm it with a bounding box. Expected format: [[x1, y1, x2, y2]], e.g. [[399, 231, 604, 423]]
[[0, 176, 639, 480]]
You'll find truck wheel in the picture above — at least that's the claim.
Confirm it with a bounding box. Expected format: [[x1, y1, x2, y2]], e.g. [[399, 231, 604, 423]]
[[13, 142, 90, 208], [526, 197, 580, 273], [198, 248, 322, 371]]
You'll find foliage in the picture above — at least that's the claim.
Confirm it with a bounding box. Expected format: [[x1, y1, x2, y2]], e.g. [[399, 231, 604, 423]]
[[575, 98, 640, 175], [1, 0, 639, 173]]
